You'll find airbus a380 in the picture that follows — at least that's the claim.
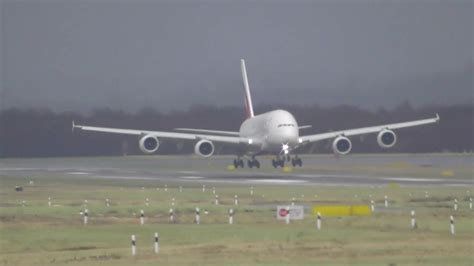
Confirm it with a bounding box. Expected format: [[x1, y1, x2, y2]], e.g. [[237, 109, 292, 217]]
[[73, 59, 440, 168]]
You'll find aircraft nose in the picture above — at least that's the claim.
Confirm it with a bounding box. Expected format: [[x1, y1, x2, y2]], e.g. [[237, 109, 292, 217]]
[[278, 128, 298, 144]]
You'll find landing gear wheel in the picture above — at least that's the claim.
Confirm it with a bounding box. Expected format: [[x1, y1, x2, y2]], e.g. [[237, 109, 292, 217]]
[[291, 158, 303, 167], [254, 160, 260, 168], [297, 158, 302, 167], [233, 159, 245, 168], [272, 159, 277, 168], [248, 159, 260, 169], [247, 160, 254, 168], [278, 160, 285, 168]]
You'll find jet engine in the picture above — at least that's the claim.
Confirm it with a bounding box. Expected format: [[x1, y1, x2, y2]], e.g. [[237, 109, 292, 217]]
[[139, 135, 160, 154], [377, 129, 397, 148], [194, 139, 215, 158], [332, 136, 352, 155]]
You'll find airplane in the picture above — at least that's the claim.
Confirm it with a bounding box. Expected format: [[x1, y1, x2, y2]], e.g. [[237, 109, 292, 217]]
[[73, 59, 440, 168]]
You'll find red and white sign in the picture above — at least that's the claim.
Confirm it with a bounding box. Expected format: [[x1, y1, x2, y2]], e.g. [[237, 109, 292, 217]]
[[277, 206, 304, 220]]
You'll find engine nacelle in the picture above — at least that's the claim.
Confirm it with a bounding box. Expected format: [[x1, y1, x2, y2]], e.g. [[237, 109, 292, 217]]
[[139, 135, 160, 154], [332, 136, 352, 155], [194, 139, 215, 158], [377, 129, 397, 148]]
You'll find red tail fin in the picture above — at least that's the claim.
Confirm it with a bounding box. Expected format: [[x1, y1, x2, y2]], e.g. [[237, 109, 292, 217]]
[[240, 59, 255, 119]]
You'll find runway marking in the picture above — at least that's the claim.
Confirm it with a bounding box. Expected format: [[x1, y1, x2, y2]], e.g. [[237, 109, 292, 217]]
[[179, 171, 199, 174], [294, 174, 323, 178], [382, 177, 456, 182], [0, 167, 39, 171], [92, 175, 157, 180], [179, 176, 204, 179], [68, 172, 90, 175], [246, 179, 307, 184]]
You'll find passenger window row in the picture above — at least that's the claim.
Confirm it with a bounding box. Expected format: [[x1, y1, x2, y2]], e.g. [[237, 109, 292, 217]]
[[277, 124, 295, 128]]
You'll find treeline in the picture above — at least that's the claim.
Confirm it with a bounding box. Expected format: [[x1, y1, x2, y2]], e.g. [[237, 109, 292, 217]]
[[0, 103, 472, 158]]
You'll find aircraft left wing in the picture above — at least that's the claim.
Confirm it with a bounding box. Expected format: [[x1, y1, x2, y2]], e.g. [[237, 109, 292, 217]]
[[174, 128, 240, 136], [72, 122, 254, 145], [298, 114, 440, 145]]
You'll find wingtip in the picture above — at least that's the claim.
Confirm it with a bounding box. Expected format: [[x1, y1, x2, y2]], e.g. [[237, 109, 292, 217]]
[[72, 120, 75, 132], [435, 113, 440, 121]]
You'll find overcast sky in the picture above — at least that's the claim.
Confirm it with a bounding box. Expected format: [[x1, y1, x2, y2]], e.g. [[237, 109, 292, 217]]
[[1, 1, 472, 113]]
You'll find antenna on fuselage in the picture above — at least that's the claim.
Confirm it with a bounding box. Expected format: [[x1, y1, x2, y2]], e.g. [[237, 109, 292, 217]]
[[240, 59, 255, 119]]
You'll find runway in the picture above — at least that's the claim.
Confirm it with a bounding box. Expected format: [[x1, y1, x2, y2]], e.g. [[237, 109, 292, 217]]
[[1, 154, 472, 186]]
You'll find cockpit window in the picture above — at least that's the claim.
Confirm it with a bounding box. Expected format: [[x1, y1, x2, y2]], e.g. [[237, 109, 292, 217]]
[[277, 124, 295, 128]]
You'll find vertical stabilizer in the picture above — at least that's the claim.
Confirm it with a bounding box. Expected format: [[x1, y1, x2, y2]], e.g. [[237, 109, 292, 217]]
[[240, 59, 255, 119]]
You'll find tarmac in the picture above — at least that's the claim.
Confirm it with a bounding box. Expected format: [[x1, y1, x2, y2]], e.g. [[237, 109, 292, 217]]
[[1, 154, 472, 187]]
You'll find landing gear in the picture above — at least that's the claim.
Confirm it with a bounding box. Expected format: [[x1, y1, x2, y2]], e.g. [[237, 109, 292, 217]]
[[247, 158, 260, 168], [233, 156, 259, 169], [291, 156, 303, 167], [272, 157, 285, 168], [233, 158, 244, 168], [272, 155, 302, 168]]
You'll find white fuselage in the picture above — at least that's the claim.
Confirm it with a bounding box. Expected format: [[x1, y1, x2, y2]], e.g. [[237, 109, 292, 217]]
[[239, 109, 299, 154]]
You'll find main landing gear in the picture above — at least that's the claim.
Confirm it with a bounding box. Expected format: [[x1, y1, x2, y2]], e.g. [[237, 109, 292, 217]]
[[291, 156, 303, 167], [233, 156, 302, 169], [247, 158, 260, 168], [233, 157, 260, 168], [234, 156, 260, 168], [271, 157, 285, 168], [233, 158, 244, 168], [272, 155, 303, 168]]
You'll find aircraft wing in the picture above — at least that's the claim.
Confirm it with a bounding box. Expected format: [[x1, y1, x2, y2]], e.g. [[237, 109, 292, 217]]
[[174, 128, 240, 136], [298, 114, 440, 144], [72, 122, 253, 145]]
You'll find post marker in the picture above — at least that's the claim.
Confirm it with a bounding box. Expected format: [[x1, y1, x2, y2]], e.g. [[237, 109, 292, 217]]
[[316, 212, 321, 230], [84, 209, 88, 225], [450, 215, 455, 235], [154, 233, 159, 254], [131, 235, 136, 256], [229, 209, 234, 225], [140, 209, 145, 225], [411, 210, 417, 229], [195, 207, 200, 225], [169, 208, 174, 223]]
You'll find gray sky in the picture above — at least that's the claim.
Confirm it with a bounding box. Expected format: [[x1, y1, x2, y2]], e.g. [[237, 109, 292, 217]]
[[1, 0, 472, 113]]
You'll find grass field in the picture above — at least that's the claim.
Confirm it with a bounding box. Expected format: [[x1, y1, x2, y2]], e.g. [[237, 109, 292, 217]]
[[0, 155, 473, 265]]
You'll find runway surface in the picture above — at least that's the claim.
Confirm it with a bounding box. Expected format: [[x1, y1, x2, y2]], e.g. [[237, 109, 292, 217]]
[[1, 154, 472, 187]]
